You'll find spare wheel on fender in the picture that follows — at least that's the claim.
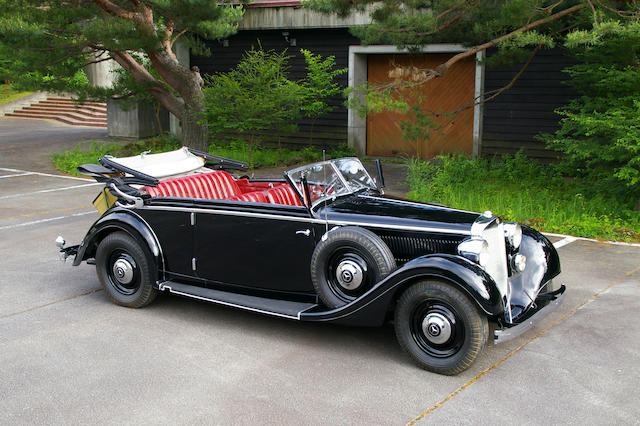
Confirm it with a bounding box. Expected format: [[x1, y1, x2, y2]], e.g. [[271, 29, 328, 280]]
[[310, 226, 397, 308]]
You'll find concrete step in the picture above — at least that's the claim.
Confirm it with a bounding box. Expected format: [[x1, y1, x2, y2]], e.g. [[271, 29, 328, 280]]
[[27, 105, 107, 119], [37, 101, 106, 114], [6, 111, 107, 127], [8, 107, 106, 122], [5, 96, 108, 127], [45, 97, 107, 107]]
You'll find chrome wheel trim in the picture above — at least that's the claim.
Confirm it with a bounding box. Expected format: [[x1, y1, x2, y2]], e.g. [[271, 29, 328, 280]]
[[335, 259, 364, 290], [112, 258, 134, 285], [421, 312, 452, 345]]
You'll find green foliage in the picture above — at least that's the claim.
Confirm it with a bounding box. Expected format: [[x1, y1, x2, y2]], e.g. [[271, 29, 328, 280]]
[[0, 1, 243, 100], [0, 84, 33, 105], [543, 21, 640, 188], [407, 153, 640, 241], [203, 48, 305, 161], [203, 47, 346, 153], [299, 49, 347, 119]]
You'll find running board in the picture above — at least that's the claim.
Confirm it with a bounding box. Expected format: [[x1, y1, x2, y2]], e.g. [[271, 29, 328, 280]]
[[157, 281, 317, 320]]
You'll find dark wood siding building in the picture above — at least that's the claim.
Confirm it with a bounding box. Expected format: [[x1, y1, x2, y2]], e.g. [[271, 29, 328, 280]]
[[482, 48, 578, 159]]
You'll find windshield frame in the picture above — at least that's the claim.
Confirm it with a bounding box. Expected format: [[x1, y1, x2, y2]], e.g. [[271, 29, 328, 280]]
[[285, 157, 378, 209]]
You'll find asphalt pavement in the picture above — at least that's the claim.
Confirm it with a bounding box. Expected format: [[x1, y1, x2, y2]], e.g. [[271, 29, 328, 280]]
[[1, 117, 639, 424]]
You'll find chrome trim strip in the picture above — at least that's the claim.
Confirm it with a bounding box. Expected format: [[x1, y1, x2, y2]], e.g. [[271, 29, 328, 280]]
[[158, 282, 301, 320], [142, 205, 472, 235]]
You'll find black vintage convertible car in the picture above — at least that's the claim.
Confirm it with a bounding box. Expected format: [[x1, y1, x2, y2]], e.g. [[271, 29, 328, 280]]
[[58, 148, 565, 375]]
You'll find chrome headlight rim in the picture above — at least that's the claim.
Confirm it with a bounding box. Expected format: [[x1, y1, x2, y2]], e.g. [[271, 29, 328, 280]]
[[457, 237, 490, 268], [503, 223, 522, 250]]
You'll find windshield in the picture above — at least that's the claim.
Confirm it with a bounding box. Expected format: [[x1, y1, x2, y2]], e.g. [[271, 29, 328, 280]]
[[286, 158, 377, 207]]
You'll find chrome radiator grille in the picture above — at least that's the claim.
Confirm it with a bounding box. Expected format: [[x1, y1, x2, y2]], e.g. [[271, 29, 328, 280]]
[[481, 220, 512, 322]]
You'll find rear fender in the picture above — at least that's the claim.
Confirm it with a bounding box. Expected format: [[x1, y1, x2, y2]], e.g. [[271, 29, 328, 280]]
[[301, 255, 503, 326], [73, 209, 164, 279]]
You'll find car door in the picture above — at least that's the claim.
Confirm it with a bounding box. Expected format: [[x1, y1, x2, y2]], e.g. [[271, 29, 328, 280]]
[[135, 200, 195, 280], [192, 200, 317, 294]]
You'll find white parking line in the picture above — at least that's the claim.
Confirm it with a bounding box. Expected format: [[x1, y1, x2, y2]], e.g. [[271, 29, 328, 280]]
[[0, 172, 33, 179], [553, 236, 577, 249], [0, 182, 101, 200], [544, 231, 640, 248], [0, 167, 94, 182], [0, 211, 97, 231]]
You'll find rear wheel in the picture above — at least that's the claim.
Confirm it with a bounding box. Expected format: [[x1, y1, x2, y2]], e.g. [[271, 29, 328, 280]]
[[394, 280, 488, 375], [96, 232, 157, 308]]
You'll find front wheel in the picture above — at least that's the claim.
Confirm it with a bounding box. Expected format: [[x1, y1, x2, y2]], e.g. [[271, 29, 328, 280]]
[[96, 232, 157, 308], [394, 280, 488, 375]]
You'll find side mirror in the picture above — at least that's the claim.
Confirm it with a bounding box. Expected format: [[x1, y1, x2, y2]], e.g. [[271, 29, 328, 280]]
[[375, 159, 385, 190]]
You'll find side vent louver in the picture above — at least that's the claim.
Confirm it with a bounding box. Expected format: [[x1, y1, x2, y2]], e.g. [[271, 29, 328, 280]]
[[380, 234, 462, 264]]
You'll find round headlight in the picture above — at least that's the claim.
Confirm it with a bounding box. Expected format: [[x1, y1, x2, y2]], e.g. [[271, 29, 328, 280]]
[[504, 223, 522, 249], [512, 253, 527, 272]]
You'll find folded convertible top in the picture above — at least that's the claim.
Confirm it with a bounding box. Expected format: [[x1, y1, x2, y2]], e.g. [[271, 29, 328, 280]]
[[105, 147, 206, 179]]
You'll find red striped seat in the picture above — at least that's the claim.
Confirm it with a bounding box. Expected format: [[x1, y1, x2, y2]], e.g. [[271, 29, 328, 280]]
[[141, 171, 241, 199], [264, 184, 303, 206], [229, 191, 268, 203]]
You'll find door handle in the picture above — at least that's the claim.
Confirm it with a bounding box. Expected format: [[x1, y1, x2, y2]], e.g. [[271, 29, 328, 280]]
[[296, 229, 311, 237]]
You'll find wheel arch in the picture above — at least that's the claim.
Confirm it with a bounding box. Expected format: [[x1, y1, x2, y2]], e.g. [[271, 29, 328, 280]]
[[73, 210, 164, 280], [302, 255, 504, 326]]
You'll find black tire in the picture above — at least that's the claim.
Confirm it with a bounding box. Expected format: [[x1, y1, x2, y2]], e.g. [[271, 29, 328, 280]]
[[96, 231, 158, 308], [394, 280, 488, 375], [311, 226, 396, 308]]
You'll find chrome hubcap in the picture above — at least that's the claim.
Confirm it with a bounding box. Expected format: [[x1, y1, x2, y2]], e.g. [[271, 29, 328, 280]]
[[421, 312, 452, 345], [112, 258, 134, 285], [335, 260, 363, 290]]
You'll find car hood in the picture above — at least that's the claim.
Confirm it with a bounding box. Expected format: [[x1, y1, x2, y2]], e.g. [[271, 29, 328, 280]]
[[315, 193, 480, 236]]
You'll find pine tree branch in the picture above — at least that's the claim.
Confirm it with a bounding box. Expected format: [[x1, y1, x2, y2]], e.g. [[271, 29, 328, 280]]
[[92, 0, 138, 20], [376, 0, 480, 36], [433, 2, 587, 78]]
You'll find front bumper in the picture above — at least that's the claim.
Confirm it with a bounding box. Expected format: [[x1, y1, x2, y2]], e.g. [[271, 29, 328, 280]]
[[494, 283, 566, 344]]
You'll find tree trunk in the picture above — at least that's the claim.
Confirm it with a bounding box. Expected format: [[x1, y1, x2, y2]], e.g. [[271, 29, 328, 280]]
[[182, 105, 209, 152]]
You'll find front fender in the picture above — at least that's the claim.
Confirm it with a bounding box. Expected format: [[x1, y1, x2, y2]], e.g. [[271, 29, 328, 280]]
[[72, 209, 164, 276], [301, 254, 503, 326]]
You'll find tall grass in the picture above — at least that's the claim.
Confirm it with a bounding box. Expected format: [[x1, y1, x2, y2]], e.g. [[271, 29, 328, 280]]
[[407, 153, 640, 241]]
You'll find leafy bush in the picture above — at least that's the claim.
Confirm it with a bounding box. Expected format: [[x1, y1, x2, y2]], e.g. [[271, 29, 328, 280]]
[[543, 21, 640, 195], [202, 48, 346, 160], [407, 153, 640, 241]]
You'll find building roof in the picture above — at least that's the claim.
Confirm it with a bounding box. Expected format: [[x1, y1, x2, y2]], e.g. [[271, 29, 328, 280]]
[[247, 0, 302, 7]]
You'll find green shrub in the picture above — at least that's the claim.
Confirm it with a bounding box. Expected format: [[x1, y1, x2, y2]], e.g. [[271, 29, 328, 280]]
[[407, 153, 640, 241], [543, 21, 640, 197]]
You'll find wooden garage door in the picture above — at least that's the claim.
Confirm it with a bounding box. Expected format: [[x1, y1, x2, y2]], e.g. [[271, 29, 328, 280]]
[[367, 53, 476, 158]]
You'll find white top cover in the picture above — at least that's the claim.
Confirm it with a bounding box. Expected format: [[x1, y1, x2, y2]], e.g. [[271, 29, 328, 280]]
[[107, 147, 205, 179]]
